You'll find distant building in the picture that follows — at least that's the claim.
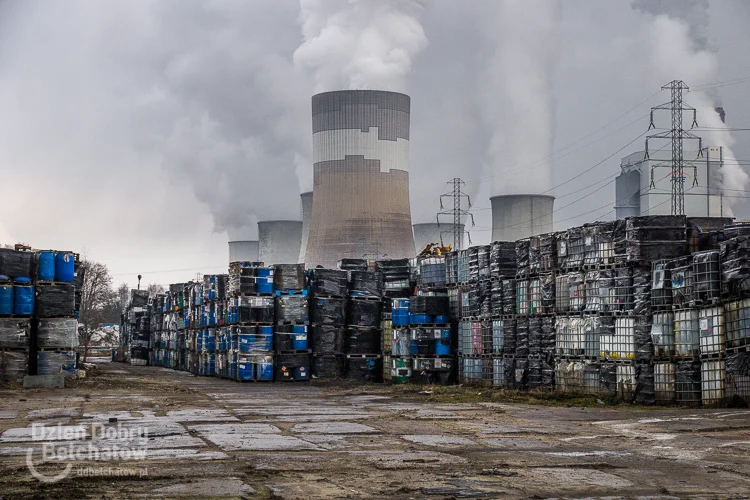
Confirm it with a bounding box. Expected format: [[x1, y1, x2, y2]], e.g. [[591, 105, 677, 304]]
[[615, 146, 726, 218]]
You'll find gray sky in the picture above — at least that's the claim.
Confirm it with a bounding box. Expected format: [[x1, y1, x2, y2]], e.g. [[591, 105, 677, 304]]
[[1, 0, 749, 288]]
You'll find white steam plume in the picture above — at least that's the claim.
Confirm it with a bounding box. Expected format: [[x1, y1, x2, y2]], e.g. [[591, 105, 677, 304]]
[[294, 0, 429, 92], [477, 0, 560, 195], [635, 3, 749, 215]]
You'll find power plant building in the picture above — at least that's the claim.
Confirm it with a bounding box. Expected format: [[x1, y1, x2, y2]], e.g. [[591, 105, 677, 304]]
[[228, 240, 259, 264], [298, 191, 313, 264], [614, 146, 726, 218], [491, 194, 554, 242], [304, 90, 415, 268], [258, 220, 303, 266]]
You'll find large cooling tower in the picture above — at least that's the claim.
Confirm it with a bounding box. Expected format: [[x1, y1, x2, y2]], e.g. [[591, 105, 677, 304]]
[[491, 195, 554, 242], [413, 223, 465, 254], [258, 220, 303, 265], [228, 240, 259, 263], [305, 90, 415, 268], [298, 191, 313, 263]]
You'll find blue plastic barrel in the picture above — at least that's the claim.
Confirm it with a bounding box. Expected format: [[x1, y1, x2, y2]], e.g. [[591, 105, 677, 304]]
[[295, 363, 309, 381], [0, 279, 13, 315], [435, 315, 449, 324], [392, 298, 410, 326], [258, 326, 274, 350], [54, 253, 75, 282], [410, 313, 432, 325], [206, 354, 216, 376], [256, 356, 274, 381], [38, 252, 56, 281], [435, 328, 452, 356], [292, 325, 308, 350], [204, 329, 216, 352], [13, 278, 34, 315], [237, 359, 253, 381], [238, 334, 254, 354], [256, 268, 274, 294]]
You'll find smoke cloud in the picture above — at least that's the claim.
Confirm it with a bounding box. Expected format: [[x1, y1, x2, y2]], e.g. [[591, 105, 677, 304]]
[[476, 0, 560, 196], [294, 0, 429, 93], [634, 3, 749, 214]]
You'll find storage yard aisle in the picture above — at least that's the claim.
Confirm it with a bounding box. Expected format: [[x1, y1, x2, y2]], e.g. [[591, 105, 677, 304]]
[[1, 361, 749, 499]]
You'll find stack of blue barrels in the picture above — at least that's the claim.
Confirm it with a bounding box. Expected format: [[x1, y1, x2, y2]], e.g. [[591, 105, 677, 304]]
[[273, 264, 310, 382], [228, 262, 275, 382], [309, 269, 349, 379]]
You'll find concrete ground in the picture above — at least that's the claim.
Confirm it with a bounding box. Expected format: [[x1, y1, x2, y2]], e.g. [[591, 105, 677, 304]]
[[1, 360, 749, 499]]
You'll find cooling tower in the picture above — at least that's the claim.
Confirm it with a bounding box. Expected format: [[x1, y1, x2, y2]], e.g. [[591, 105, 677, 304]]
[[298, 191, 313, 263], [413, 223, 465, 254], [258, 220, 303, 266], [491, 195, 554, 242], [305, 90, 415, 268], [228, 240, 259, 264]]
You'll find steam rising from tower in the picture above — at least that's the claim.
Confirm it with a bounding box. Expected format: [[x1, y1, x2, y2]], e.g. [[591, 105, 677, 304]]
[[304, 90, 415, 268]]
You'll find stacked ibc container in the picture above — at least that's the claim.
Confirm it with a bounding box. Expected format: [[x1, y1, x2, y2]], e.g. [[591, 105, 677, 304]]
[[346, 269, 383, 382], [273, 264, 310, 382], [228, 262, 275, 381], [127, 289, 150, 366], [309, 269, 348, 379], [0, 248, 35, 381]]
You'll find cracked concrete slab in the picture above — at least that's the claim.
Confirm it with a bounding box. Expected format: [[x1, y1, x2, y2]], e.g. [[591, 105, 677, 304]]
[[149, 477, 254, 497], [351, 450, 468, 470], [27, 408, 81, 420], [401, 435, 476, 447], [1, 425, 88, 442], [291, 423, 378, 434], [0, 411, 18, 419]]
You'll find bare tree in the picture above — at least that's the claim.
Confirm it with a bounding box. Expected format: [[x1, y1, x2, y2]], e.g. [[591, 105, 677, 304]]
[[78, 261, 116, 362], [146, 283, 166, 296]]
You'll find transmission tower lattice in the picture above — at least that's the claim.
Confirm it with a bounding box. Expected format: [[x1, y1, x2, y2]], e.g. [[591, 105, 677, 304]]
[[437, 178, 474, 251], [645, 80, 703, 216]]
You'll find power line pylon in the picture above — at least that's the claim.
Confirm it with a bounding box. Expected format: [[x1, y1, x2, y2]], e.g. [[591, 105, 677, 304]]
[[645, 80, 703, 216], [437, 178, 474, 250]]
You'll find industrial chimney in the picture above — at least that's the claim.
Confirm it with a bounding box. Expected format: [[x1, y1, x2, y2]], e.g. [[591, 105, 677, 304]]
[[412, 223, 465, 254], [298, 191, 313, 264], [305, 90, 415, 268], [258, 220, 303, 265], [228, 240, 259, 264], [490, 194, 554, 242]]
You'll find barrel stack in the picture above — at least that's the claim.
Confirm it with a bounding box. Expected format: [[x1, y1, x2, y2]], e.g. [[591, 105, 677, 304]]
[[273, 264, 310, 382], [309, 269, 348, 379]]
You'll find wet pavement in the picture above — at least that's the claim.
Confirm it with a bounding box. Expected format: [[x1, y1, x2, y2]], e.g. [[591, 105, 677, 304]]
[[1, 359, 749, 498]]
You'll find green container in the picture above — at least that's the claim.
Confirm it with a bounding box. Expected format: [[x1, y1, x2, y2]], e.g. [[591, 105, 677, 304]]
[[392, 357, 412, 384]]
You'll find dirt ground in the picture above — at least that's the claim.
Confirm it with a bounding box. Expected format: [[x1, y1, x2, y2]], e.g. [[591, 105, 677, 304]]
[[1, 360, 749, 499]]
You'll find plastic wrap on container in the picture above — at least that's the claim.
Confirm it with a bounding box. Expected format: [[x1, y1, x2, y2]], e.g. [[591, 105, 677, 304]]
[[0, 319, 30, 348], [275, 295, 309, 324], [635, 363, 655, 405], [466, 282, 479, 318], [529, 236, 541, 274], [692, 250, 721, 302], [515, 239, 530, 278], [345, 327, 380, 354], [37, 351, 76, 376], [345, 357, 381, 382], [515, 317, 529, 358], [528, 317, 542, 356], [528, 358, 542, 389], [600, 363, 617, 394], [541, 316, 555, 356], [310, 297, 346, 326], [502, 279, 516, 315], [348, 299, 382, 328], [633, 266, 651, 316], [350, 271, 383, 297], [479, 280, 492, 318], [309, 325, 345, 354], [490, 241, 516, 278], [272, 264, 306, 291], [584, 271, 601, 312], [38, 318, 78, 348], [720, 235, 750, 283], [468, 247, 479, 283], [338, 258, 368, 271], [675, 360, 702, 405], [540, 233, 558, 272], [477, 246, 490, 281], [409, 295, 449, 316], [626, 215, 688, 263], [0, 249, 33, 278], [613, 267, 633, 312], [309, 269, 349, 298], [726, 352, 750, 375], [568, 273, 586, 312], [491, 279, 503, 317], [635, 316, 653, 363], [130, 289, 149, 308], [37, 284, 75, 317], [312, 356, 346, 378], [514, 358, 529, 390], [540, 274, 555, 313], [558, 227, 585, 270], [1, 350, 28, 380], [651, 260, 673, 309], [228, 262, 259, 296]]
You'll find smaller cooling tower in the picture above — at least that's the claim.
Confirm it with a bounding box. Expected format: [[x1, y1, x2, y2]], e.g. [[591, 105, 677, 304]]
[[228, 240, 259, 264], [413, 223, 465, 254], [258, 220, 303, 265], [298, 191, 313, 264], [491, 195, 554, 242]]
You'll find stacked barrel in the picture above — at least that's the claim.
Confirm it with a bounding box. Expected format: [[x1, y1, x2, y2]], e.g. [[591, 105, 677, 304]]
[[309, 269, 348, 378], [273, 264, 310, 382], [345, 269, 383, 381], [0, 249, 35, 380]]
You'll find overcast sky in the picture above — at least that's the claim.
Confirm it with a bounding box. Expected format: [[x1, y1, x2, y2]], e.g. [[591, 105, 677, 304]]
[[1, 0, 749, 288]]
